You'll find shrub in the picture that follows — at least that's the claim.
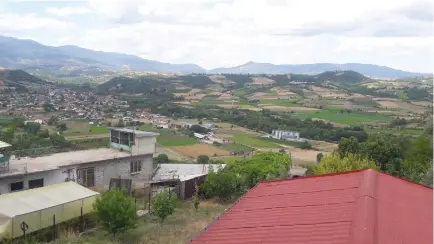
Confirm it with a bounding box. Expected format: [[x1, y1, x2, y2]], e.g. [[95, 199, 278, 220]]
[[155, 154, 169, 163], [93, 188, 136, 238], [197, 155, 210, 164], [152, 189, 178, 222], [312, 153, 378, 175]]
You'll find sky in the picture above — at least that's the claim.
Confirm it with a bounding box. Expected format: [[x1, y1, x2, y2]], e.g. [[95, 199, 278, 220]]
[[0, 0, 432, 72]]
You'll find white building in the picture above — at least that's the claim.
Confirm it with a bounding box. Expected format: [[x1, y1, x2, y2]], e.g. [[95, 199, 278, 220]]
[[0, 128, 158, 194], [270, 130, 301, 141]]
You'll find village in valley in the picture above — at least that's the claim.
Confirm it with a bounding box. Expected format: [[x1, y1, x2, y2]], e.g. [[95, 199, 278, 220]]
[[0, 2, 433, 241]]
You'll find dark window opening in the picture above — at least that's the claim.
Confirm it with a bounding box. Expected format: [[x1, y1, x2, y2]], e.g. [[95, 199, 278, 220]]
[[10, 181, 24, 192], [130, 160, 142, 173], [29, 178, 44, 189], [77, 168, 95, 187]]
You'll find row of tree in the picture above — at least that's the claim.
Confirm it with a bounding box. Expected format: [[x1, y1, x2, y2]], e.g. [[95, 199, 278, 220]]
[[155, 104, 368, 143], [337, 134, 433, 185]]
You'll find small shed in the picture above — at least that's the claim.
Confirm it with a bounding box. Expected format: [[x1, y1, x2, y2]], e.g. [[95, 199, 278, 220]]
[[0, 182, 100, 239], [152, 164, 226, 200]]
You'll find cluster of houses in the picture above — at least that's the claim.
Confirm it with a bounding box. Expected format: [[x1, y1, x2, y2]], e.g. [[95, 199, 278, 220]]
[[0, 84, 140, 125]]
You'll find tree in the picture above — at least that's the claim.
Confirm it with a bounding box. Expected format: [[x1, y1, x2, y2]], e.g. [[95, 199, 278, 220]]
[[228, 152, 292, 188], [360, 134, 409, 173], [316, 153, 324, 163], [312, 153, 378, 175], [401, 136, 433, 182], [47, 116, 57, 126], [190, 124, 208, 134], [424, 116, 433, 135], [56, 123, 67, 131], [155, 154, 169, 163], [421, 164, 433, 187], [197, 155, 210, 164], [24, 122, 41, 134], [93, 188, 136, 238], [38, 129, 49, 138], [43, 103, 56, 112], [118, 119, 124, 127], [152, 189, 178, 222], [193, 184, 200, 210], [201, 169, 240, 201], [338, 136, 360, 157]]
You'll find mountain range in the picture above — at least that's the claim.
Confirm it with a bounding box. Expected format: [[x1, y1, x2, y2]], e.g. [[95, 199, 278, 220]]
[[0, 35, 428, 79]]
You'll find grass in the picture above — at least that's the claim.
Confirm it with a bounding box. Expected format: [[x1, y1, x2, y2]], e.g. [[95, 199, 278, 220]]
[[260, 137, 311, 149], [157, 135, 198, 147], [63, 125, 109, 136], [293, 110, 392, 125], [350, 98, 378, 107], [0, 115, 15, 125], [259, 99, 300, 107], [220, 143, 255, 153], [211, 155, 247, 163], [56, 200, 228, 244], [238, 104, 257, 109], [231, 133, 280, 148], [365, 128, 424, 135]]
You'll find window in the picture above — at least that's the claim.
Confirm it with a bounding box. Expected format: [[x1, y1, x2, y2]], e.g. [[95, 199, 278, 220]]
[[77, 168, 95, 187], [29, 178, 44, 189], [130, 160, 142, 173], [10, 181, 24, 192]]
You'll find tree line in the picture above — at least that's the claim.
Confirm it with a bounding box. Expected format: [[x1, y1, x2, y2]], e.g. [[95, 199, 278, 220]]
[[155, 104, 368, 142]]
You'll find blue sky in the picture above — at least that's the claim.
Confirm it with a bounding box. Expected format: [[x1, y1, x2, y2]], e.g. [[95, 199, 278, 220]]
[[0, 0, 432, 72]]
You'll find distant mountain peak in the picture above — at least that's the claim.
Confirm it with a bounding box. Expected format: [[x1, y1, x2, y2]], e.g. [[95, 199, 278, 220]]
[[0, 35, 428, 79]]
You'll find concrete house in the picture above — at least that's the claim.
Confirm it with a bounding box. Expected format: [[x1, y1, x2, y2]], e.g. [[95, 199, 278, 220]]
[[0, 128, 158, 194]]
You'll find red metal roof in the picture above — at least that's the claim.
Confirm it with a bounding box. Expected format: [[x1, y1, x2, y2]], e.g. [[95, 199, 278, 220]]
[[190, 169, 433, 244]]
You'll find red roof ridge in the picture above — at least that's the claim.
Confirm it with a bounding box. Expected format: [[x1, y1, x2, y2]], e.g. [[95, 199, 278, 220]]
[[261, 168, 368, 185], [349, 169, 378, 244]]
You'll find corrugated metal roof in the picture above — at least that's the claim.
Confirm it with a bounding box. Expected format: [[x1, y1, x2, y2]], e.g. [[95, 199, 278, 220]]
[[108, 127, 158, 137], [153, 164, 225, 181], [190, 169, 433, 244], [0, 181, 99, 217], [0, 141, 11, 149]]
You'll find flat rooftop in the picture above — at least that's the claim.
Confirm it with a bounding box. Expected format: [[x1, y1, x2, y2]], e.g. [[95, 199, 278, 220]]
[[2, 148, 131, 177], [108, 127, 158, 137]]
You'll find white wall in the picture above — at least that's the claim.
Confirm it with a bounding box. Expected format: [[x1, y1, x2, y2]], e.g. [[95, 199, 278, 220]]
[[132, 136, 156, 156], [0, 154, 153, 194], [0, 168, 73, 194]]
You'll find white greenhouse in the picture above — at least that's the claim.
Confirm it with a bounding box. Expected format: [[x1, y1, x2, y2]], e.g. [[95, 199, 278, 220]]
[[0, 181, 99, 240]]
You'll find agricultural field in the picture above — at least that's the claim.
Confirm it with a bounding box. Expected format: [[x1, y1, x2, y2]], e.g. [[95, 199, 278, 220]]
[[220, 142, 255, 154], [157, 134, 198, 147], [171, 144, 230, 157], [210, 155, 246, 163], [293, 110, 392, 125], [365, 128, 424, 135], [56, 120, 109, 137], [0, 115, 15, 126], [231, 133, 281, 148], [70, 137, 109, 149]]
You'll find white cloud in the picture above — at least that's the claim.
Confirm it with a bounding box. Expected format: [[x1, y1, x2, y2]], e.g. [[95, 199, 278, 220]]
[[4, 0, 433, 72], [45, 6, 92, 17], [0, 13, 75, 32]]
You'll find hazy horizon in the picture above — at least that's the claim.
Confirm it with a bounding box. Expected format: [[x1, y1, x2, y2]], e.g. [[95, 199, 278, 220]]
[[0, 0, 432, 72]]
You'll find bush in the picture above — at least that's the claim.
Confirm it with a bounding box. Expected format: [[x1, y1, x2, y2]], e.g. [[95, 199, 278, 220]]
[[312, 153, 378, 175], [155, 154, 169, 163], [297, 141, 312, 149], [201, 169, 240, 201], [197, 155, 210, 164], [213, 141, 222, 146], [152, 189, 178, 222], [93, 188, 136, 238], [316, 153, 324, 163]]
